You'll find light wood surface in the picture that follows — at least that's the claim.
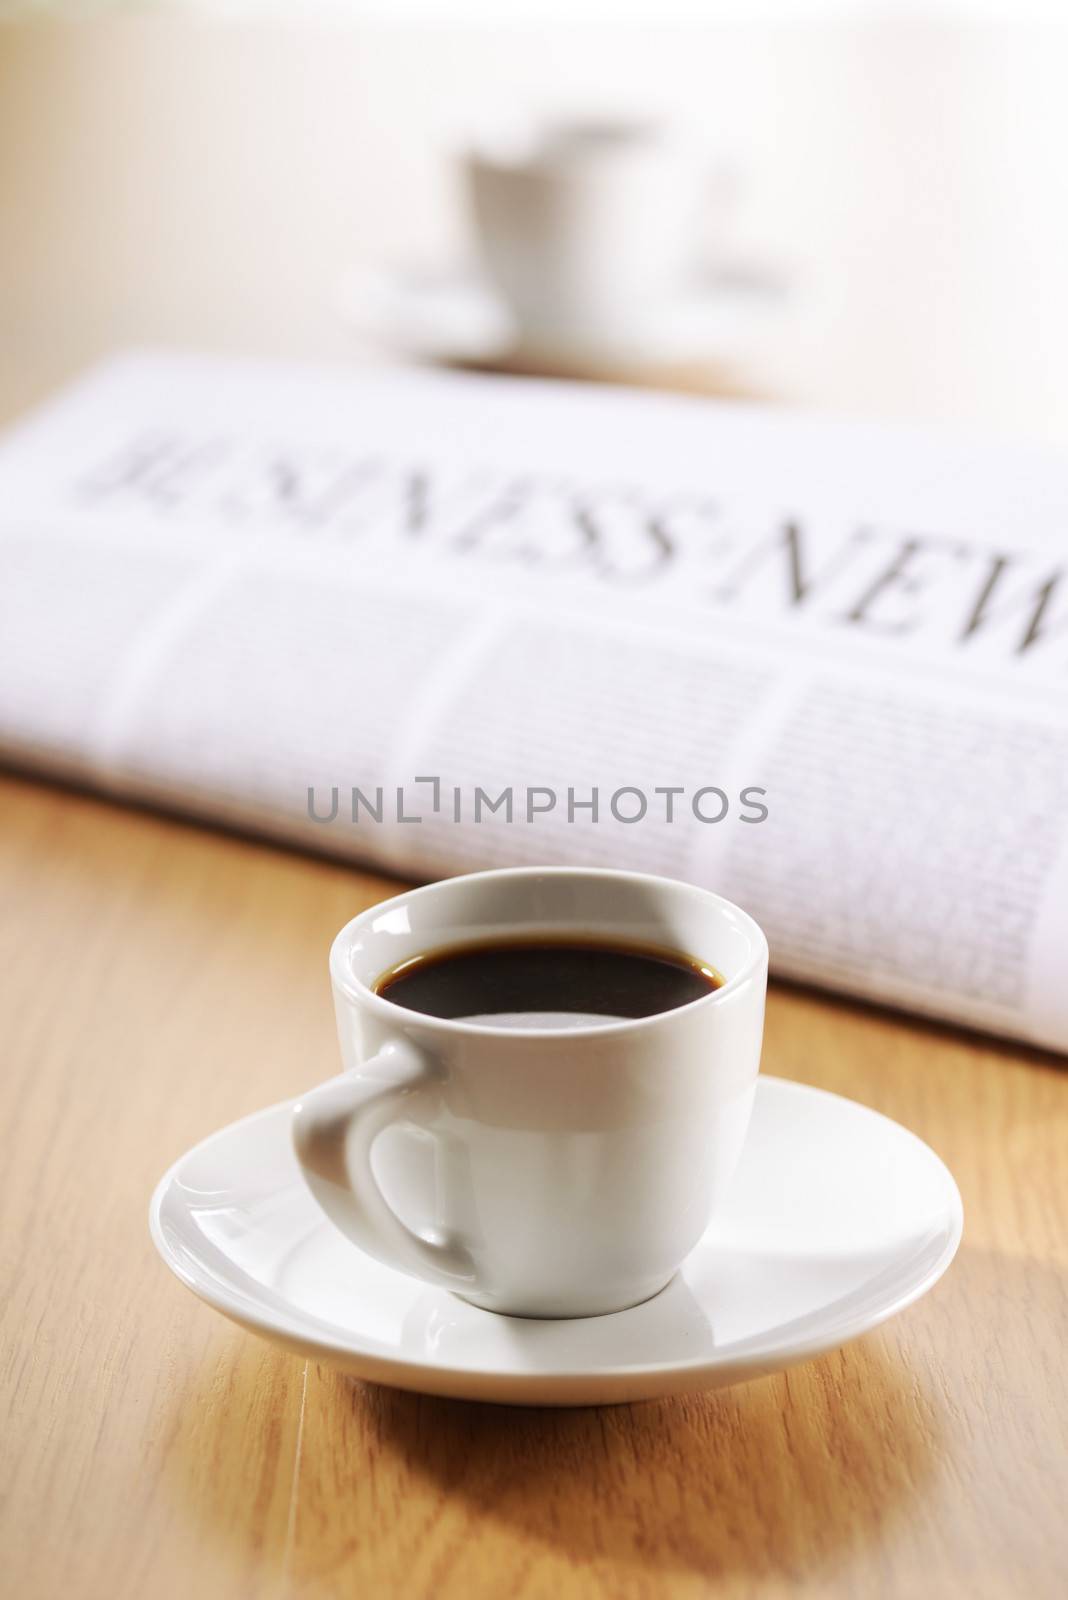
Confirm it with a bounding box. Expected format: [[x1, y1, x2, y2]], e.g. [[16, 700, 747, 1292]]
[[2, 770, 1066, 1600]]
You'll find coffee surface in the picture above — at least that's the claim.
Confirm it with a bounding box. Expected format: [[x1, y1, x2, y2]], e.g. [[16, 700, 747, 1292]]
[[375, 937, 723, 1028]]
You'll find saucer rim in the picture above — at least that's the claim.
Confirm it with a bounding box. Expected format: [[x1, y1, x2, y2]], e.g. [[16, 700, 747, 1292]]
[[149, 1076, 964, 1390], [333, 263, 780, 369]]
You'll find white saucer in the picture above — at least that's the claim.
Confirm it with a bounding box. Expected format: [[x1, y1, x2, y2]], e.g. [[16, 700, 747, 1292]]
[[334, 263, 792, 371], [150, 1077, 962, 1407]]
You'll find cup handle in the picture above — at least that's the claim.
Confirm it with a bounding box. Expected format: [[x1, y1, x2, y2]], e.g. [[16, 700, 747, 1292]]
[[292, 1038, 476, 1291]]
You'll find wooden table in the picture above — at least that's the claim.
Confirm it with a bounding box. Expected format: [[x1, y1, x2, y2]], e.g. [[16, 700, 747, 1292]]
[[2, 769, 1067, 1600]]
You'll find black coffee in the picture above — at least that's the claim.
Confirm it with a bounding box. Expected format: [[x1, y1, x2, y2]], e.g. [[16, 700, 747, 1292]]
[[375, 937, 724, 1028]]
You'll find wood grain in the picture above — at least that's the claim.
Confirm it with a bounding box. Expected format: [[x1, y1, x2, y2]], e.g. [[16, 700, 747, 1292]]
[[1, 770, 1066, 1600]]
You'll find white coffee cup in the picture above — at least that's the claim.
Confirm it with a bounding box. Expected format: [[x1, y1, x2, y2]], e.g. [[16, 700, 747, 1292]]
[[464, 118, 700, 354], [293, 866, 767, 1319]]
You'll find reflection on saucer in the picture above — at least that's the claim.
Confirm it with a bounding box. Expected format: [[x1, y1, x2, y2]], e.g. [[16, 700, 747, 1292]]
[[403, 1272, 719, 1369]]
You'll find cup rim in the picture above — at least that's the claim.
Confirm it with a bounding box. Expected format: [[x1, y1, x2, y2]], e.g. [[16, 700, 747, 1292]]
[[329, 865, 768, 1042]]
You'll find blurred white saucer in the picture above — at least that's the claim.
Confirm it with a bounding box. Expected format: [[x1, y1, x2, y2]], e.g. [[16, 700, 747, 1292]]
[[334, 261, 791, 372]]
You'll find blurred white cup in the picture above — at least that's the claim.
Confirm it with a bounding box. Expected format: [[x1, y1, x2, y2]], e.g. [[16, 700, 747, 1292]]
[[464, 118, 701, 354]]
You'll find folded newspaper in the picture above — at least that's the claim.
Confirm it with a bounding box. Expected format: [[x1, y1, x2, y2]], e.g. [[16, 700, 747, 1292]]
[[1, 351, 1065, 1049]]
